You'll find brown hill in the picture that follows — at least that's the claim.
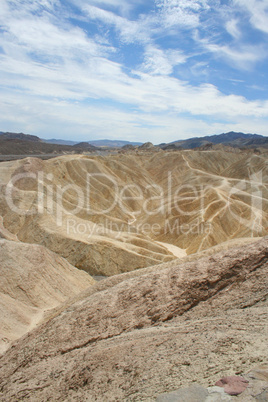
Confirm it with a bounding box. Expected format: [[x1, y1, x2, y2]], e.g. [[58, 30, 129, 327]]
[[0, 239, 95, 354], [73, 142, 97, 150], [0, 132, 41, 141], [0, 149, 267, 275], [0, 238, 267, 400], [0, 138, 98, 156]]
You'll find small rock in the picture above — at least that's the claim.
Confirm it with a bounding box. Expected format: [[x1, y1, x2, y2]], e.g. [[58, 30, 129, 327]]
[[215, 376, 249, 396]]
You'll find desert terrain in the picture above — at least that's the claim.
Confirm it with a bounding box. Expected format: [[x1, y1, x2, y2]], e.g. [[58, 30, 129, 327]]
[[0, 147, 267, 275], [0, 142, 267, 400]]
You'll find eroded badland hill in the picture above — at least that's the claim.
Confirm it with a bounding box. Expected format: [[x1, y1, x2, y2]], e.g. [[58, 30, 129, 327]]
[[0, 148, 267, 275], [0, 146, 267, 400]]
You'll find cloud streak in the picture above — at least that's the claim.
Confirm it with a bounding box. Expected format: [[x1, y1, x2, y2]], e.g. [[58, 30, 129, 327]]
[[234, 0, 268, 34]]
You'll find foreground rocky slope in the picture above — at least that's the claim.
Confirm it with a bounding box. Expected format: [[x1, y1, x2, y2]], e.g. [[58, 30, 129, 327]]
[[0, 148, 267, 275], [0, 239, 95, 354], [0, 238, 267, 401]]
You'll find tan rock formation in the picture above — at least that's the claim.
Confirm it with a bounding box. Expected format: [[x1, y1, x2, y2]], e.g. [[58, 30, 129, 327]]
[[0, 149, 267, 275]]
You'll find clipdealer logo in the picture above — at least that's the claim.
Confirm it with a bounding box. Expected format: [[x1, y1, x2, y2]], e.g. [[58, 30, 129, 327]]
[[66, 217, 212, 239], [4, 169, 265, 236]]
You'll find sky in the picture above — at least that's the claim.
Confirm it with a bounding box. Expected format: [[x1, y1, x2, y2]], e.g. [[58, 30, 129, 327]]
[[0, 0, 268, 143]]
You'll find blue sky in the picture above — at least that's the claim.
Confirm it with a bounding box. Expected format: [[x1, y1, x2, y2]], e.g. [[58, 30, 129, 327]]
[[0, 0, 268, 143]]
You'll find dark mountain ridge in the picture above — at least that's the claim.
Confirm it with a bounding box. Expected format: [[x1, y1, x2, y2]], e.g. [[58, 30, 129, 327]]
[[0, 132, 41, 142], [160, 131, 268, 149], [0, 138, 97, 157]]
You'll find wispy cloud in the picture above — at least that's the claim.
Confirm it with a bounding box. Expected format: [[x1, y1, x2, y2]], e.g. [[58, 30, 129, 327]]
[[141, 46, 186, 75], [82, 5, 151, 44], [193, 0, 268, 70], [155, 0, 210, 28], [234, 0, 268, 34], [67, 0, 142, 17], [225, 19, 241, 39], [199, 40, 267, 69]]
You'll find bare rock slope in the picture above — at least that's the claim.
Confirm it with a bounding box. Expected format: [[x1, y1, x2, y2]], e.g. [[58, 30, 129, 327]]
[[0, 238, 267, 401], [0, 239, 95, 354]]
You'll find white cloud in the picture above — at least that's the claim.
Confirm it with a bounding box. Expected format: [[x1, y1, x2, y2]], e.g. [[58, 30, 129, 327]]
[[195, 29, 267, 70], [1, 38, 268, 120], [81, 0, 212, 46], [141, 46, 186, 75], [67, 0, 141, 17], [3, 20, 104, 58], [0, 2, 113, 60], [0, 1, 9, 16], [234, 0, 268, 34], [81, 4, 153, 44], [1, 0, 60, 17], [155, 0, 211, 28], [190, 61, 209, 79], [209, 43, 265, 67], [226, 19, 241, 39]]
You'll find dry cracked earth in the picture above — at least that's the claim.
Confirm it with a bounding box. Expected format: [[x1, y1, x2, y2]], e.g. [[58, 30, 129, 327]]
[[0, 147, 267, 400]]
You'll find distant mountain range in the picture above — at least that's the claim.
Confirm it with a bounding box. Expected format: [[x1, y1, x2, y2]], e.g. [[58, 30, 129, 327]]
[[87, 139, 143, 147], [0, 132, 98, 157], [44, 138, 143, 147], [1, 131, 268, 155], [0, 133, 142, 148], [43, 138, 77, 146], [159, 132, 268, 149]]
